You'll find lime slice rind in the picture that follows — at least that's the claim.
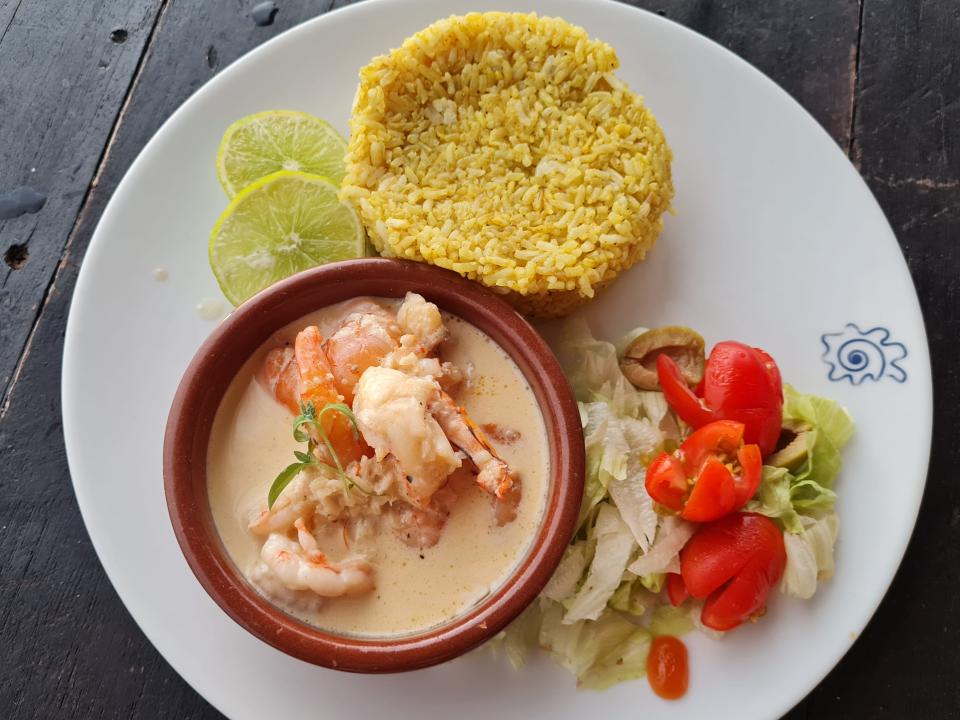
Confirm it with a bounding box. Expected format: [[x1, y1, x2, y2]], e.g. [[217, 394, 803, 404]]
[[209, 171, 364, 305]]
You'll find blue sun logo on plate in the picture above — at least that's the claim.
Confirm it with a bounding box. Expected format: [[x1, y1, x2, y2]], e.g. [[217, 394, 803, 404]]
[[821, 324, 907, 384]]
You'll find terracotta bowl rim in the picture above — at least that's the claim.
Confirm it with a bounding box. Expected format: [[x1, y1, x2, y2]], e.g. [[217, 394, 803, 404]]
[[162, 258, 585, 673]]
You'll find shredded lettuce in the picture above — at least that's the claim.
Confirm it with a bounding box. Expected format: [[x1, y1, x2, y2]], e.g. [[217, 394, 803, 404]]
[[784, 385, 855, 450], [782, 514, 840, 599], [494, 323, 852, 691], [542, 541, 590, 602], [639, 573, 665, 593], [577, 621, 651, 691], [783, 384, 854, 494], [608, 576, 657, 617], [650, 603, 695, 637], [561, 318, 642, 417], [540, 603, 652, 690], [607, 416, 661, 551], [628, 516, 696, 576], [564, 504, 636, 623], [579, 404, 662, 540], [747, 466, 803, 533], [497, 601, 542, 670], [579, 402, 620, 528], [752, 387, 854, 530]]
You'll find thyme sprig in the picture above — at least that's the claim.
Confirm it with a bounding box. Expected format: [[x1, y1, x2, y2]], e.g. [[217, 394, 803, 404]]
[[267, 401, 364, 509]]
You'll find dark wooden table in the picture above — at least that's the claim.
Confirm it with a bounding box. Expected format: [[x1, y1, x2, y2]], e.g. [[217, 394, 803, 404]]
[[1, 1, 956, 717]]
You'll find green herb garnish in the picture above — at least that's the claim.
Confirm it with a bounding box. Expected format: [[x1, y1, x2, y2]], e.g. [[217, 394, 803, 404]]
[[266, 401, 364, 508]]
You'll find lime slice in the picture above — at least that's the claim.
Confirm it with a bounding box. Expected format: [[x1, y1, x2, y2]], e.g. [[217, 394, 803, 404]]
[[209, 171, 364, 305], [216, 110, 348, 197]]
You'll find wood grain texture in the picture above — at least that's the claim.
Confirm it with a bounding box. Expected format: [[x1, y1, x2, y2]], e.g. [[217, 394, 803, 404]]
[[0, 2, 361, 719], [0, 0, 164, 407], [643, 0, 861, 147], [0, 0, 953, 718], [801, 1, 960, 717]]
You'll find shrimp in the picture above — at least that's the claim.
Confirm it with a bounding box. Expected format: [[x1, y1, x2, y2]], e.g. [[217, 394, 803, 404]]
[[390, 485, 458, 549], [249, 497, 316, 536], [259, 327, 367, 465], [428, 392, 517, 500], [249, 473, 316, 535], [352, 367, 462, 506], [321, 294, 444, 398], [259, 294, 443, 412], [258, 292, 520, 542], [323, 310, 401, 403], [353, 366, 519, 519], [396, 293, 447, 353], [258, 346, 300, 414], [429, 391, 520, 524], [258, 519, 374, 597]]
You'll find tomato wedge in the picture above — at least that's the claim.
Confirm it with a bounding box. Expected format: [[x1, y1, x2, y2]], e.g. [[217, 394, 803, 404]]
[[645, 420, 762, 522], [682, 457, 737, 521], [645, 453, 687, 510], [657, 341, 784, 456], [666, 573, 689, 606], [679, 513, 786, 631]]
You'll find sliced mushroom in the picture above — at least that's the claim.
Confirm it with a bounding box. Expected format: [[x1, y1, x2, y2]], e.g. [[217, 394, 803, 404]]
[[620, 326, 706, 390], [767, 421, 810, 470]]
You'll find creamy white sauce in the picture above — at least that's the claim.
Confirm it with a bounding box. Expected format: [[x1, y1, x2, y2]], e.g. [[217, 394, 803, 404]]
[[197, 297, 225, 321], [207, 298, 549, 637]]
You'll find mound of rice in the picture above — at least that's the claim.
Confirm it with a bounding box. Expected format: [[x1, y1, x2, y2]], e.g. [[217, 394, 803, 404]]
[[340, 12, 674, 317]]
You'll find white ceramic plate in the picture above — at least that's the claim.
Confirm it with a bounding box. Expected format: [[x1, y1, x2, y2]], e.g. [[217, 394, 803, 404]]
[[62, 0, 931, 717]]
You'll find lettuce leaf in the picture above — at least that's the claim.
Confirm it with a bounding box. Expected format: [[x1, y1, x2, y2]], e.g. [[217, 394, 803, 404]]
[[790, 475, 837, 512], [783, 385, 854, 492], [628, 515, 696, 576], [497, 601, 542, 670], [784, 385, 855, 449], [539, 603, 651, 690], [579, 401, 662, 544], [782, 514, 840, 599], [607, 416, 661, 551], [639, 573, 665, 593], [578, 622, 651, 691], [564, 504, 636, 623], [560, 318, 642, 417], [753, 387, 853, 528], [608, 576, 658, 617], [579, 402, 616, 528], [543, 541, 591, 602], [649, 603, 695, 637], [746, 466, 803, 533]]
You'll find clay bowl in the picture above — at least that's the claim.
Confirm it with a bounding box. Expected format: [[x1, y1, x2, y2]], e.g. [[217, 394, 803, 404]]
[[163, 258, 585, 673]]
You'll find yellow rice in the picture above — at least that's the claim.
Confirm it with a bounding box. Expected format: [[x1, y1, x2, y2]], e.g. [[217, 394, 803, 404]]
[[340, 12, 674, 317]]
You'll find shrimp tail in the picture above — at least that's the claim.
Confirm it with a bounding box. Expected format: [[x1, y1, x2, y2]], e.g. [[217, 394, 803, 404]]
[[429, 391, 518, 503]]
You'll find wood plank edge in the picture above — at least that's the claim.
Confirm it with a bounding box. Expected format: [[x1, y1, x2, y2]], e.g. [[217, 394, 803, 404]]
[[847, 0, 866, 165]]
